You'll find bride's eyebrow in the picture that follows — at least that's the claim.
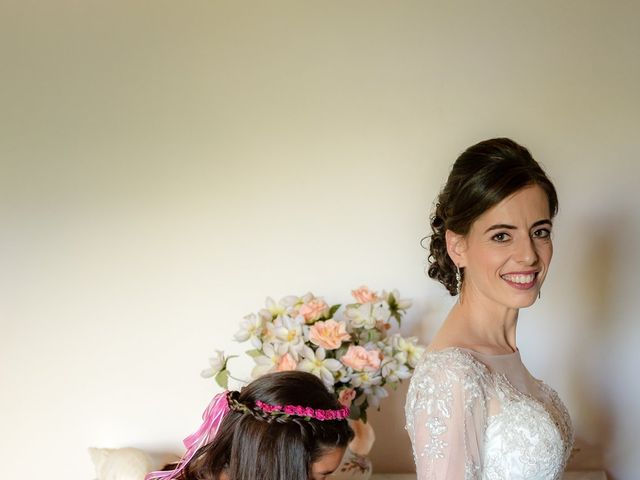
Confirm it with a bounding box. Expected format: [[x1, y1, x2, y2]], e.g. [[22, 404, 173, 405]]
[[530, 219, 553, 228], [483, 223, 517, 234], [483, 219, 552, 234]]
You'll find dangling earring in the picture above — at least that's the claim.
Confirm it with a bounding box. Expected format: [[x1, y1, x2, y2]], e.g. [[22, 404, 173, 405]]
[[538, 289, 541, 300], [456, 265, 463, 303]]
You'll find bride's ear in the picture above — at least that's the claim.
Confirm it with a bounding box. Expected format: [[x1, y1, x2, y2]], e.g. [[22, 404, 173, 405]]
[[445, 229, 467, 268]]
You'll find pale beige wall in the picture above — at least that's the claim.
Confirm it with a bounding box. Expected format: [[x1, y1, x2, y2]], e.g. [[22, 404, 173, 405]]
[[1, 2, 639, 479]]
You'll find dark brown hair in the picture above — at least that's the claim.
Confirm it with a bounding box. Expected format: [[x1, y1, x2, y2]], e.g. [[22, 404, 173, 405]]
[[174, 371, 353, 480], [426, 138, 558, 295]]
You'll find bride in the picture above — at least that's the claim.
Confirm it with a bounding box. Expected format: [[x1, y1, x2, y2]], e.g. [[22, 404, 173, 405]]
[[405, 138, 573, 479]]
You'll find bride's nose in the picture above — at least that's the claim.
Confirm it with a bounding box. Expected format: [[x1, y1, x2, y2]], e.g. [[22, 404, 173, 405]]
[[515, 237, 538, 265]]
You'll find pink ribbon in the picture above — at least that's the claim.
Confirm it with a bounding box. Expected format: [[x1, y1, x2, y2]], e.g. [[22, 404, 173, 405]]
[[145, 391, 230, 480]]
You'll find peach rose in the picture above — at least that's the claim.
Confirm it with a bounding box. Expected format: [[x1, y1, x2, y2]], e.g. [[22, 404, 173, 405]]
[[351, 286, 379, 304], [276, 353, 297, 372], [309, 319, 350, 350], [341, 345, 381, 371], [299, 298, 329, 323], [338, 388, 356, 408]]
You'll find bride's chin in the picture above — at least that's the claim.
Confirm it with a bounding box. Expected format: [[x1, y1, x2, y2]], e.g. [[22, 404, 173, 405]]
[[512, 292, 540, 309]]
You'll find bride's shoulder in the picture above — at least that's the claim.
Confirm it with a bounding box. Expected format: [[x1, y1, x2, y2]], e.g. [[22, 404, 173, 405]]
[[413, 347, 490, 382], [407, 347, 492, 408]]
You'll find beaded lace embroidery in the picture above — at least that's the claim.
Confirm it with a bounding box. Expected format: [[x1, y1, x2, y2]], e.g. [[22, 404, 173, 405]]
[[405, 349, 573, 480]]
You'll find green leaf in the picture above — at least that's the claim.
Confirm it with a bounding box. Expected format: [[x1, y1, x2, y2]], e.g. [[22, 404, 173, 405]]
[[359, 398, 369, 422], [361, 409, 368, 423], [215, 370, 229, 389], [245, 349, 262, 358], [329, 304, 341, 317], [335, 345, 349, 358], [388, 292, 397, 309], [349, 403, 361, 420]]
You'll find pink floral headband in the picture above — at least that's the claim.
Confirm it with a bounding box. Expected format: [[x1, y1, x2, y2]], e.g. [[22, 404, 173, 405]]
[[145, 391, 349, 480], [254, 399, 350, 421]]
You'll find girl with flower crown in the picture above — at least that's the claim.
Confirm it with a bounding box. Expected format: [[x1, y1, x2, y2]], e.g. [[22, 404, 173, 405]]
[[146, 371, 353, 480]]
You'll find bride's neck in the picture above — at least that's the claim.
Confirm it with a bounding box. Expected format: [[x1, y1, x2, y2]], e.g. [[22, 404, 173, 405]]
[[446, 295, 519, 353]]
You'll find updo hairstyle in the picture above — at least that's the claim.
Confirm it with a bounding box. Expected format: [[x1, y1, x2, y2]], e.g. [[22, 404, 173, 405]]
[[426, 138, 558, 296]]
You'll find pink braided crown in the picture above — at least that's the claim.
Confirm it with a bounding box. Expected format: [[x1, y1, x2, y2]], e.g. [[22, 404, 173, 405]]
[[255, 399, 350, 421]]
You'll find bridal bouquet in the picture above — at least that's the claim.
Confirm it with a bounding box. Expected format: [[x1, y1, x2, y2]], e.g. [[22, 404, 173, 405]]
[[201, 286, 424, 421]]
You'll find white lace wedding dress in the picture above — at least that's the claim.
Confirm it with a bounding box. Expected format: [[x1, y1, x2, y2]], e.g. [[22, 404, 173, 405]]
[[405, 348, 573, 480]]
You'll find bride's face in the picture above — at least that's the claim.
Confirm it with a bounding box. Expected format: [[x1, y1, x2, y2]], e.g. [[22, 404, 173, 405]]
[[457, 184, 553, 310]]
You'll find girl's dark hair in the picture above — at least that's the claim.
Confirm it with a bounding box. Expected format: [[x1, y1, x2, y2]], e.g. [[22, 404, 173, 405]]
[[176, 371, 353, 480], [426, 138, 558, 295]]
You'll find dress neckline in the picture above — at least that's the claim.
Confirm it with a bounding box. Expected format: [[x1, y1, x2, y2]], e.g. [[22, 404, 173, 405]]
[[429, 346, 521, 359]]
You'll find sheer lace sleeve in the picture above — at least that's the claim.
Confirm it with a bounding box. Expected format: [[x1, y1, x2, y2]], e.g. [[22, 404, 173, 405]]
[[405, 350, 490, 480]]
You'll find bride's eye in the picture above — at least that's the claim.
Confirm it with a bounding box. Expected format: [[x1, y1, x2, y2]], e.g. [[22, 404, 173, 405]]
[[532, 228, 551, 239], [491, 232, 510, 242]]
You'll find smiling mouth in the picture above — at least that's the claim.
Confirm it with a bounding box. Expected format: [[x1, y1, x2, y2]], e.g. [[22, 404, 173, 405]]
[[501, 272, 538, 290]]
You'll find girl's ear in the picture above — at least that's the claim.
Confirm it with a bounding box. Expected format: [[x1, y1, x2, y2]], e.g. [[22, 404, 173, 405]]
[[445, 229, 467, 268]]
